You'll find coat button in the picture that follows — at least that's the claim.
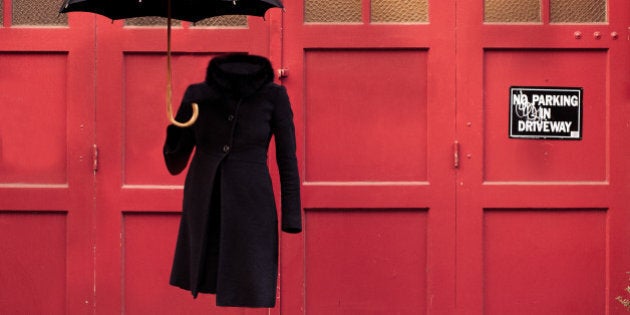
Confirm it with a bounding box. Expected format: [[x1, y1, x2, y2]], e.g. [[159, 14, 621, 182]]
[[227, 114, 235, 122], [222, 145, 230, 153]]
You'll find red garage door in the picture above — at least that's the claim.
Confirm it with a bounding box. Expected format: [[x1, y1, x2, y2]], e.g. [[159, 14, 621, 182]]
[[281, 0, 630, 314], [280, 0, 458, 313], [455, 1, 630, 314], [0, 3, 95, 314], [1, 0, 629, 314]]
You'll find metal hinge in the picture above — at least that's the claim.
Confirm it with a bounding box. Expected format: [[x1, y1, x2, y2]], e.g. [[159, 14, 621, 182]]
[[92, 144, 99, 173], [453, 140, 460, 169]]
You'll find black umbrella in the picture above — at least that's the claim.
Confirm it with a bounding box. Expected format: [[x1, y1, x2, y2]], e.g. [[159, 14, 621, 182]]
[[60, 0, 283, 23], [60, 0, 284, 127]]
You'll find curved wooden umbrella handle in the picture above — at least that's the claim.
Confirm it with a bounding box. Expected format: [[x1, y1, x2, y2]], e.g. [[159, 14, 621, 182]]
[[165, 10, 198, 128], [167, 102, 199, 128]]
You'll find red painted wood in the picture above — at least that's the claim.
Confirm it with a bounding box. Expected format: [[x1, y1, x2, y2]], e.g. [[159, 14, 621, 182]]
[[1, 1, 628, 314], [281, 1, 457, 314], [484, 50, 607, 182], [0, 212, 67, 314], [0, 12, 96, 315], [456, 1, 630, 314], [304, 50, 428, 182], [305, 209, 428, 314], [0, 53, 67, 183], [484, 210, 607, 314]]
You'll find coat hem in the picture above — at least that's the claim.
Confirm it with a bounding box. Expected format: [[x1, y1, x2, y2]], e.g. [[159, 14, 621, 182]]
[[169, 281, 217, 298], [170, 282, 275, 308]]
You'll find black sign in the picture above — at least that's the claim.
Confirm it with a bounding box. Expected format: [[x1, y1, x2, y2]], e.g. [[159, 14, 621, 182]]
[[509, 86, 583, 140]]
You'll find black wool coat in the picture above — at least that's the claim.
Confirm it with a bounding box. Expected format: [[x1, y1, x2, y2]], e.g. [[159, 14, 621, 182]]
[[163, 54, 302, 308]]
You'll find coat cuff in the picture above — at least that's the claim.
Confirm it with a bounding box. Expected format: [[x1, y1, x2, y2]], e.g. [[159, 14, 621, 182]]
[[282, 213, 302, 233], [282, 226, 302, 234], [281, 216, 302, 234]]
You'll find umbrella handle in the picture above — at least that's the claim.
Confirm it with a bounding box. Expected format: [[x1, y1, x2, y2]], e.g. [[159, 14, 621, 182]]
[[165, 5, 198, 128], [167, 102, 199, 128]]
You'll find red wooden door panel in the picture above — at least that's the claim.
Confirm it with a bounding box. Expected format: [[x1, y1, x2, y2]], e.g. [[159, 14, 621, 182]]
[[0, 8, 95, 314], [483, 209, 607, 314], [305, 209, 428, 314], [456, 0, 630, 314], [281, 1, 457, 313]]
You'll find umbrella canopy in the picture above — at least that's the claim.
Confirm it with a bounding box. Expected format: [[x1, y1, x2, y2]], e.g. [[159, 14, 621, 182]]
[[60, 0, 283, 23], [59, 0, 284, 127]]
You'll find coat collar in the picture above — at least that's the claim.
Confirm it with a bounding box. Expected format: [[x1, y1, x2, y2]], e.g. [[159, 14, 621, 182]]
[[205, 53, 275, 97]]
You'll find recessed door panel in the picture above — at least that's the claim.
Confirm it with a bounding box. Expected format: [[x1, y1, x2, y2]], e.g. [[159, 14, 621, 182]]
[[304, 49, 428, 183], [305, 209, 428, 314], [484, 209, 607, 314], [483, 50, 607, 182], [0, 212, 67, 314], [0, 53, 68, 184]]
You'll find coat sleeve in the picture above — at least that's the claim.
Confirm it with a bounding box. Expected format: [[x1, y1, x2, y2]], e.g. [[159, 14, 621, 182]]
[[163, 86, 196, 175], [272, 85, 302, 233]]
